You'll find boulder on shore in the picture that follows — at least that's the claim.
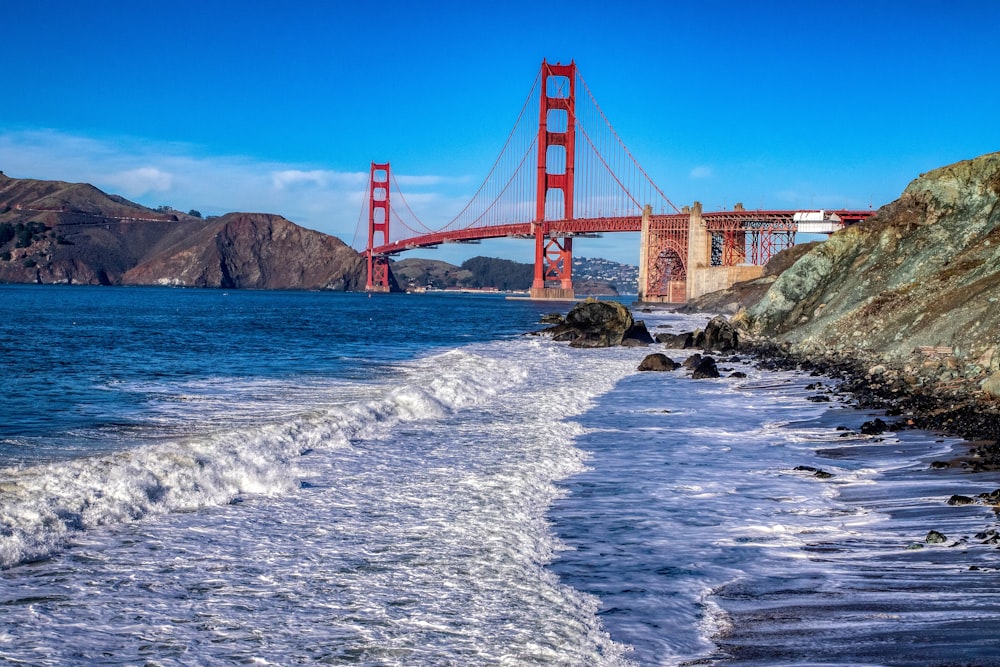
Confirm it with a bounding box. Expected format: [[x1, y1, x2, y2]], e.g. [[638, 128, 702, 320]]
[[655, 331, 695, 348], [622, 320, 655, 347], [536, 300, 650, 348], [692, 356, 720, 379], [682, 354, 703, 370], [700, 316, 740, 352], [638, 353, 679, 372]]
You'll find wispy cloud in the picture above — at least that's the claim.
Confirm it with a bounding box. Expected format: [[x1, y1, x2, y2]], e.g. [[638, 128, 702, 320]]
[[689, 165, 713, 179], [0, 129, 470, 246], [105, 166, 174, 195]]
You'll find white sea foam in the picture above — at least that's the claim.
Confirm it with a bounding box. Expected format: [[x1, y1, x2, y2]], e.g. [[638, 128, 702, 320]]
[[0, 345, 530, 570]]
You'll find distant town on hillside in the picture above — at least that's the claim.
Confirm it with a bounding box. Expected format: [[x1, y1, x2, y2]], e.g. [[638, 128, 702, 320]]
[[392, 255, 639, 294], [573, 256, 639, 293]]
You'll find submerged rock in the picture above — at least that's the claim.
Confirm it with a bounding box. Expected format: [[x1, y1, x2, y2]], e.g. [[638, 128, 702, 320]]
[[794, 465, 834, 479], [926, 530, 948, 544]]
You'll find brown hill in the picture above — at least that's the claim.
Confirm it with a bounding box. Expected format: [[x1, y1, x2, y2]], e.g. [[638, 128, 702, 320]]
[[0, 172, 365, 290]]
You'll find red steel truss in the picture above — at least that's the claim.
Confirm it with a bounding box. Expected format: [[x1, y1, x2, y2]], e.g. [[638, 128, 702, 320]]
[[644, 215, 689, 302]]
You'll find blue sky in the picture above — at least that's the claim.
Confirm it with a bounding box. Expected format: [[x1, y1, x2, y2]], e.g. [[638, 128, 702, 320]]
[[2, 1, 998, 265]]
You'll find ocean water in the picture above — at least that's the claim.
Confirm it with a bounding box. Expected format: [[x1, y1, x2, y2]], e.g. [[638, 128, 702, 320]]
[[2, 284, 1000, 666]]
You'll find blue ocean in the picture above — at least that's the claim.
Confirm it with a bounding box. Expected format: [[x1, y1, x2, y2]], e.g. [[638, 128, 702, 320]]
[[2, 285, 1000, 666]]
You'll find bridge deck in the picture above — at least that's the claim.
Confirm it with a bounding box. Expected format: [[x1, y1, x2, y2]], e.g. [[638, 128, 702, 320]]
[[370, 210, 874, 256]]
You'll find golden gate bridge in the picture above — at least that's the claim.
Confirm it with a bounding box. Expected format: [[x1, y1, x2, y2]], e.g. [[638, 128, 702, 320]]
[[354, 60, 873, 302]]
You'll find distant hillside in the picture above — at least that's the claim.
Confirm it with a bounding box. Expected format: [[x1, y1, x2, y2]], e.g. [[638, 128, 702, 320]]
[[393, 258, 473, 289], [573, 256, 639, 293], [0, 172, 365, 290], [392, 255, 626, 295]]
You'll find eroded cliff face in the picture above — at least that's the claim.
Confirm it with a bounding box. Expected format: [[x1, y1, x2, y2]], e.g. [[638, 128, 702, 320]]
[[123, 213, 366, 290], [0, 174, 366, 290], [744, 151, 1000, 397]]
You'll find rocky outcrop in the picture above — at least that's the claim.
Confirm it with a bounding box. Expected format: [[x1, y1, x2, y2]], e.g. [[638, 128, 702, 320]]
[[123, 213, 365, 290], [535, 299, 653, 348], [701, 315, 740, 352], [730, 151, 1000, 448], [0, 173, 366, 290], [743, 152, 1000, 392], [678, 242, 820, 315]]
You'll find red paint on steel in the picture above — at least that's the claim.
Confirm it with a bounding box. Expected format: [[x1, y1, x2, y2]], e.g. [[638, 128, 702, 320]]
[[366, 162, 391, 292], [533, 60, 576, 291]]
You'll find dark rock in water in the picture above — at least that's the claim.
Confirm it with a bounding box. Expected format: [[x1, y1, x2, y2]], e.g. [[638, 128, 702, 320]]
[[807, 395, 832, 402], [701, 315, 740, 352], [977, 489, 1000, 504], [794, 465, 834, 479], [655, 331, 695, 348], [926, 530, 948, 544], [860, 418, 889, 435], [539, 312, 565, 325], [730, 371, 748, 379], [565, 300, 634, 348], [692, 356, 720, 379], [637, 353, 679, 372], [533, 300, 636, 347], [550, 328, 578, 342], [946, 495, 975, 506], [929, 461, 951, 469], [622, 320, 655, 347], [682, 354, 703, 370]]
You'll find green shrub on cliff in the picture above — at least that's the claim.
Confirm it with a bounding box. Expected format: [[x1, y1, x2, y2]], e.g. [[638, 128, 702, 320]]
[[0, 222, 15, 246]]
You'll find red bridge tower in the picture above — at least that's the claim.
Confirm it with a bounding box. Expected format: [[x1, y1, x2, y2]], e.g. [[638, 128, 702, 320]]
[[531, 60, 576, 300], [366, 162, 391, 292]]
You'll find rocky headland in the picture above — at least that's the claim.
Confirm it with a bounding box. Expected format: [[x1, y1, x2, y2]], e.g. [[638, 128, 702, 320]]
[[687, 151, 1000, 467], [0, 173, 366, 290]]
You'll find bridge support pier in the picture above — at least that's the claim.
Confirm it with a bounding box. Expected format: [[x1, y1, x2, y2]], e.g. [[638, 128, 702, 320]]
[[530, 229, 575, 300]]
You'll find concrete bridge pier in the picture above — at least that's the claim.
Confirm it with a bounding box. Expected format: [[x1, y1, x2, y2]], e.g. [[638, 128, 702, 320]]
[[638, 201, 765, 305]]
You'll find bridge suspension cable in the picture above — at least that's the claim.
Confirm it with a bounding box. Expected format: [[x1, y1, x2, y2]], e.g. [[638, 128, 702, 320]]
[[356, 61, 680, 251], [573, 71, 681, 216]]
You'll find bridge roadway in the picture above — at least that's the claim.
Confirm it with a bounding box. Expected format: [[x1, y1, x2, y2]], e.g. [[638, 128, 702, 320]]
[[369, 209, 874, 256]]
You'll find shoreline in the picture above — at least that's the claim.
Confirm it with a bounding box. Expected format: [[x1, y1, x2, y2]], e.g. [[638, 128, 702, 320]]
[[744, 339, 1000, 453]]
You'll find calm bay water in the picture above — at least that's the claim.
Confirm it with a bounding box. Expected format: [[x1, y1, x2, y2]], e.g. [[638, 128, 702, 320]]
[[2, 285, 1000, 666]]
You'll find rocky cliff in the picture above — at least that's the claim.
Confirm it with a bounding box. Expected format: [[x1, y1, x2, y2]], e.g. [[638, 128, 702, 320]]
[[0, 173, 366, 290], [738, 151, 1000, 436]]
